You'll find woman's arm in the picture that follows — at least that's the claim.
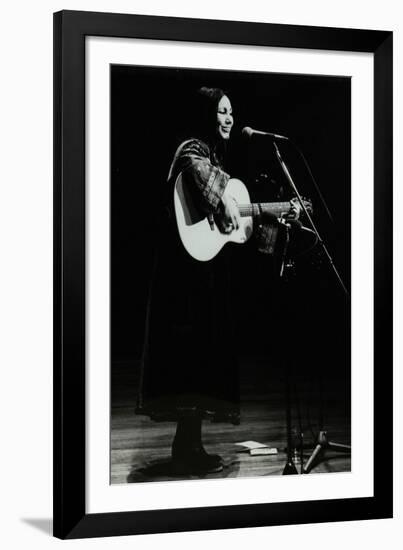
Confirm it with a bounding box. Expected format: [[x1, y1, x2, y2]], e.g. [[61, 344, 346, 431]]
[[173, 139, 229, 211], [170, 139, 240, 231]]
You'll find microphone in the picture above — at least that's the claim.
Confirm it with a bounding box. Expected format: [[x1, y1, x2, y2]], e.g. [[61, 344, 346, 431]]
[[242, 126, 289, 141]]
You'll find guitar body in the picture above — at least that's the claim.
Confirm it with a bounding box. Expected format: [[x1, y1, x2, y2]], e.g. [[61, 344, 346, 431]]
[[174, 175, 253, 262]]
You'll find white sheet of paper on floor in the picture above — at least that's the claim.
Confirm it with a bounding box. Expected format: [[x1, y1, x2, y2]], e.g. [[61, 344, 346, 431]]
[[235, 441, 278, 455], [235, 440, 268, 450]]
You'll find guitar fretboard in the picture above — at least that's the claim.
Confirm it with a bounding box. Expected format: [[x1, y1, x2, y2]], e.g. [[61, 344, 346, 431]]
[[238, 202, 291, 218]]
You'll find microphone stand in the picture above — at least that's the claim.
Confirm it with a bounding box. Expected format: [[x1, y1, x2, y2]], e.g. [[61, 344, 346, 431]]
[[272, 140, 351, 474], [282, 358, 299, 475], [280, 248, 300, 475], [272, 141, 348, 297]]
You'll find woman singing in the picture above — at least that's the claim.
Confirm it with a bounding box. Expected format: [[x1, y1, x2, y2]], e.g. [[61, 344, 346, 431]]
[[136, 87, 241, 475]]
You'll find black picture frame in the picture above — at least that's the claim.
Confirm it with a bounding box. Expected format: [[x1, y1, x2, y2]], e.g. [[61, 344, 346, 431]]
[[53, 10, 393, 539]]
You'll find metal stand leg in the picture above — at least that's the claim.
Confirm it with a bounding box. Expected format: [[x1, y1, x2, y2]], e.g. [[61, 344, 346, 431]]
[[282, 362, 299, 475], [303, 430, 351, 474]]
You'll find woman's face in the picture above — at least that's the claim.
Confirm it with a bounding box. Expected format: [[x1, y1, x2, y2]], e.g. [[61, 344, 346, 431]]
[[216, 95, 233, 140]]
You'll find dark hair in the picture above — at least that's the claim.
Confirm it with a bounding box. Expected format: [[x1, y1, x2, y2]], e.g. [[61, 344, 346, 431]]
[[190, 87, 230, 166]]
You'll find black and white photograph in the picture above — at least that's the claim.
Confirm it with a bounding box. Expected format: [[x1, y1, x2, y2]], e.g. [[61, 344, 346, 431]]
[[0, 0, 397, 546], [110, 65, 351, 484]]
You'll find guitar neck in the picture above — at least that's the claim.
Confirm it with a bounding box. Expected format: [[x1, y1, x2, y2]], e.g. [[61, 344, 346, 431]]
[[238, 202, 291, 218]]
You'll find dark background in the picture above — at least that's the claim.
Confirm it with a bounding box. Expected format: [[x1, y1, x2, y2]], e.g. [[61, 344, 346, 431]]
[[111, 65, 350, 385]]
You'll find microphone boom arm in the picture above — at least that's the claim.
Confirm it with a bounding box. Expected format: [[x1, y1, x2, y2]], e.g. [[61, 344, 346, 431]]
[[273, 142, 349, 297]]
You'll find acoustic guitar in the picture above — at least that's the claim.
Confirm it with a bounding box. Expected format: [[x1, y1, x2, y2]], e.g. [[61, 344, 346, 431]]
[[174, 173, 315, 262]]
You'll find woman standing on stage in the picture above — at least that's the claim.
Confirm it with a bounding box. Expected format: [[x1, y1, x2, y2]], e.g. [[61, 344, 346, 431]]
[[136, 87, 241, 474]]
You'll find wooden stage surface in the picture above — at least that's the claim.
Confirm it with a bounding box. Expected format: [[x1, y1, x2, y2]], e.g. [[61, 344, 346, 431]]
[[111, 356, 350, 484]]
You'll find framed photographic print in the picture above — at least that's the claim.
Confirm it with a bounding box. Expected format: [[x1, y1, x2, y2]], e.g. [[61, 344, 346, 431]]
[[53, 10, 393, 539]]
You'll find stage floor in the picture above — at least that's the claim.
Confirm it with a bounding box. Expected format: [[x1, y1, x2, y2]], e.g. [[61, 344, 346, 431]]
[[111, 356, 351, 484]]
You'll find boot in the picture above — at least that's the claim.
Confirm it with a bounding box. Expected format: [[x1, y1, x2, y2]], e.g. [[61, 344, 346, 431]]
[[171, 413, 223, 474]]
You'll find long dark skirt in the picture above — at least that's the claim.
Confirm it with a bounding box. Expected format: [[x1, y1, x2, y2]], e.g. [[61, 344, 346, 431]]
[[136, 213, 240, 424]]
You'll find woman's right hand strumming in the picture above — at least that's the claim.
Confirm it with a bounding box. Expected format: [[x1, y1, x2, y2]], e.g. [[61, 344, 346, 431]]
[[218, 190, 241, 234]]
